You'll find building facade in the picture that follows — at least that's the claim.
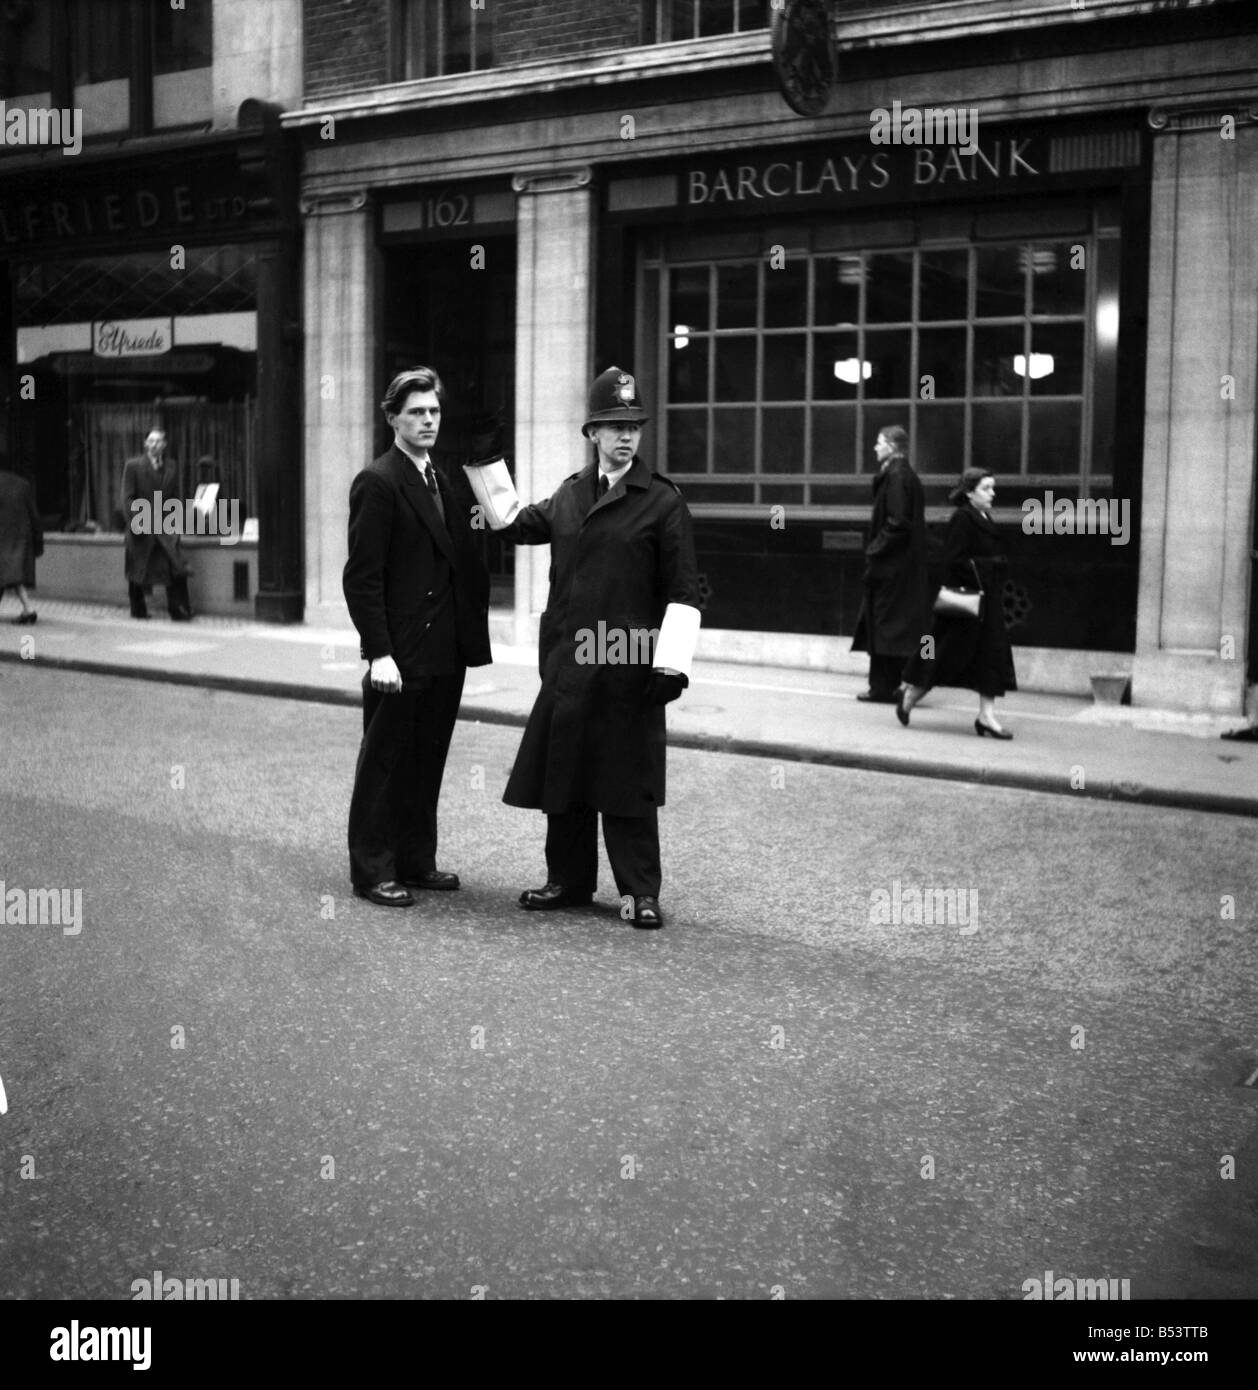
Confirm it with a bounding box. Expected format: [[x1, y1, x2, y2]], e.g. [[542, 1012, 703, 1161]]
[[0, 0, 305, 620], [291, 0, 1257, 714]]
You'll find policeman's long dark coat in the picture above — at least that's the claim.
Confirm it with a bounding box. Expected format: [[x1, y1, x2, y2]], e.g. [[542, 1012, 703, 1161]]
[[342, 446, 491, 679], [850, 454, 931, 658], [121, 456, 190, 585], [903, 503, 1017, 696], [502, 457, 699, 817], [0, 470, 42, 588]]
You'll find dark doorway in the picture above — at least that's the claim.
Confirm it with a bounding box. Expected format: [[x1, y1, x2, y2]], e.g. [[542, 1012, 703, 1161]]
[[383, 237, 516, 596]]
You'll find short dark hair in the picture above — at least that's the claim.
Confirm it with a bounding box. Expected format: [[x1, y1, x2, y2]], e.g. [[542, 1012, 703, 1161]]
[[948, 467, 995, 506], [381, 366, 444, 418], [878, 424, 909, 453]]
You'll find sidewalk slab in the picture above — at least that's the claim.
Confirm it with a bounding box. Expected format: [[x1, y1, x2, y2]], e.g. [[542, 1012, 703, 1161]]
[[2, 599, 1254, 818]]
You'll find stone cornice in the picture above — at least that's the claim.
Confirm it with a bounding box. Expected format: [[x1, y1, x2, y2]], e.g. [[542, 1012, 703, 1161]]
[[281, 0, 1249, 131]]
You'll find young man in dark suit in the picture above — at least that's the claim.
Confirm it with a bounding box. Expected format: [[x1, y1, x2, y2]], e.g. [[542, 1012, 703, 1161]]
[[343, 367, 492, 907]]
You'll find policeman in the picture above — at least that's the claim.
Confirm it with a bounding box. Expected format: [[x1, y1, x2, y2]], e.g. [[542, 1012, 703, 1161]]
[[469, 368, 701, 929]]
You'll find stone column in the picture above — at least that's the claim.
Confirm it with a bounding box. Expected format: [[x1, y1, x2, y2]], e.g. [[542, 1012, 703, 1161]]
[[301, 188, 378, 624], [1134, 106, 1258, 713], [511, 168, 595, 646]]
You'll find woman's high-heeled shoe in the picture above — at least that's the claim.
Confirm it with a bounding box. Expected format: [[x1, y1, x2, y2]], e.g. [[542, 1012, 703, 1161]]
[[896, 691, 911, 726], [975, 719, 1012, 740]]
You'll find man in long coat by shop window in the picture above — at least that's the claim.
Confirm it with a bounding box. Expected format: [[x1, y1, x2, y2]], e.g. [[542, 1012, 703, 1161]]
[[850, 424, 931, 703], [466, 367, 701, 931], [121, 427, 193, 621]]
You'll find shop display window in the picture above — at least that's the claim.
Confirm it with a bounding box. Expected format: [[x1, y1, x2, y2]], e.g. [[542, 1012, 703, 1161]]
[[13, 246, 257, 532]]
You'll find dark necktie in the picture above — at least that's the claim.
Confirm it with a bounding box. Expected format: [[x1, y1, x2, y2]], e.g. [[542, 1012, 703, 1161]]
[[598, 474, 609, 498], [424, 466, 439, 497]]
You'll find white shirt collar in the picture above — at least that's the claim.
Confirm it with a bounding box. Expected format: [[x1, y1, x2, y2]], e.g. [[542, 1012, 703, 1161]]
[[397, 442, 432, 473], [600, 459, 632, 490]]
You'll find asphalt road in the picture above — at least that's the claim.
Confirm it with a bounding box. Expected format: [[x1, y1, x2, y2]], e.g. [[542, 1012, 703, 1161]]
[[1, 667, 1255, 1300]]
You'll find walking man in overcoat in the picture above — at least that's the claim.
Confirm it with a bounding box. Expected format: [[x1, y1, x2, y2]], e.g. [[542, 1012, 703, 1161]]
[[473, 367, 701, 930], [122, 427, 193, 621], [343, 366, 492, 907], [850, 424, 930, 702]]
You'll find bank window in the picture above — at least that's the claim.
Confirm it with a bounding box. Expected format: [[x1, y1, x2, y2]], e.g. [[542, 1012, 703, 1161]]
[[0, 1, 53, 100], [395, 0, 494, 78], [651, 1, 766, 42], [643, 226, 1115, 511]]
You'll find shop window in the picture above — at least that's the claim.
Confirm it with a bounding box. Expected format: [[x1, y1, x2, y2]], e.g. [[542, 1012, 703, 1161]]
[[14, 246, 257, 532], [652, 0, 766, 42], [643, 219, 1115, 511], [396, 0, 493, 79]]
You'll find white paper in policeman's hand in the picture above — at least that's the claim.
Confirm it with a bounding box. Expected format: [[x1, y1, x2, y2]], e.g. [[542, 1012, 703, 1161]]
[[463, 456, 521, 530]]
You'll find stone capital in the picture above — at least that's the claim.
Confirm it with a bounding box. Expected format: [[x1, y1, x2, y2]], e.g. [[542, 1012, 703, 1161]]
[[511, 167, 593, 196], [1147, 102, 1258, 134], [299, 188, 370, 217]]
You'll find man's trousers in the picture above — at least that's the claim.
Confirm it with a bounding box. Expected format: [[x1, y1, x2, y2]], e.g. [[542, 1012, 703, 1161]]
[[348, 669, 465, 888], [544, 804, 662, 900]]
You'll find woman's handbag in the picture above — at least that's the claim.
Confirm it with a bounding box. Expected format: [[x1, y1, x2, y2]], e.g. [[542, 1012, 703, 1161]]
[[933, 560, 984, 620]]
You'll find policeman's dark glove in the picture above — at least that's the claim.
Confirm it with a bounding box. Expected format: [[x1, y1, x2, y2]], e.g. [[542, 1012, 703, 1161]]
[[647, 670, 687, 706]]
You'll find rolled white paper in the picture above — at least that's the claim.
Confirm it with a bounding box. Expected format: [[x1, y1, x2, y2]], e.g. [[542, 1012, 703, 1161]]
[[653, 602, 701, 680], [462, 456, 521, 530]]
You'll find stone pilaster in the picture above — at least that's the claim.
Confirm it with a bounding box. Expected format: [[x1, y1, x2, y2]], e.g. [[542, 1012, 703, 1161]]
[[511, 168, 595, 644], [1134, 104, 1258, 712], [301, 189, 377, 623]]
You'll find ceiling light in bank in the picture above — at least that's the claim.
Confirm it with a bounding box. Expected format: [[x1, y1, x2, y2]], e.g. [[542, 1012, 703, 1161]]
[[834, 358, 872, 384], [1014, 352, 1055, 379], [672, 324, 690, 349]]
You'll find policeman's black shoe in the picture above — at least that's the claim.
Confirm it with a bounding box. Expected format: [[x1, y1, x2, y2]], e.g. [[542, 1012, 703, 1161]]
[[354, 881, 415, 907], [630, 896, 664, 930], [518, 882, 593, 911], [131, 609, 150, 620], [400, 870, 460, 891], [170, 609, 193, 622], [857, 689, 900, 704]]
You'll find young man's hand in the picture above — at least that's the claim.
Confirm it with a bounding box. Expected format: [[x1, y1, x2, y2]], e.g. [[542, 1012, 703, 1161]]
[[369, 654, 403, 693]]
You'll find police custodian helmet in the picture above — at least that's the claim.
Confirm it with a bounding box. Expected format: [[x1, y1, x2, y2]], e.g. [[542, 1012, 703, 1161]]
[[583, 367, 649, 432]]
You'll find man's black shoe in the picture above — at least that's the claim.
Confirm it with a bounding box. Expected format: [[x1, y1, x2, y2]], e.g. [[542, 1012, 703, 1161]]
[[400, 870, 460, 891], [353, 881, 415, 907], [630, 896, 664, 929], [519, 882, 593, 911], [856, 690, 899, 704]]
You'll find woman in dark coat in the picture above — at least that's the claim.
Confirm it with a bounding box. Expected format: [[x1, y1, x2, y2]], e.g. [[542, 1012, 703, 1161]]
[[897, 467, 1017, 738], [850, 425, 931, 701], [0, 468, 42, 625]]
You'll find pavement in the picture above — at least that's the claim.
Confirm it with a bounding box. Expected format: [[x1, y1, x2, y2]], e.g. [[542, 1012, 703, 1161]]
[[1, 597, 1255, 818]]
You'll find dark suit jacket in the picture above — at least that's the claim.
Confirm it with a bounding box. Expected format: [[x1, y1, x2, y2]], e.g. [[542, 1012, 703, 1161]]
[[342, 445, 492, 679]]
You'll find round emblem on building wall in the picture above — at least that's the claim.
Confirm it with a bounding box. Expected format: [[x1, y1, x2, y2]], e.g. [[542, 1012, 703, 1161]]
[[770, 0, 836, 118]]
